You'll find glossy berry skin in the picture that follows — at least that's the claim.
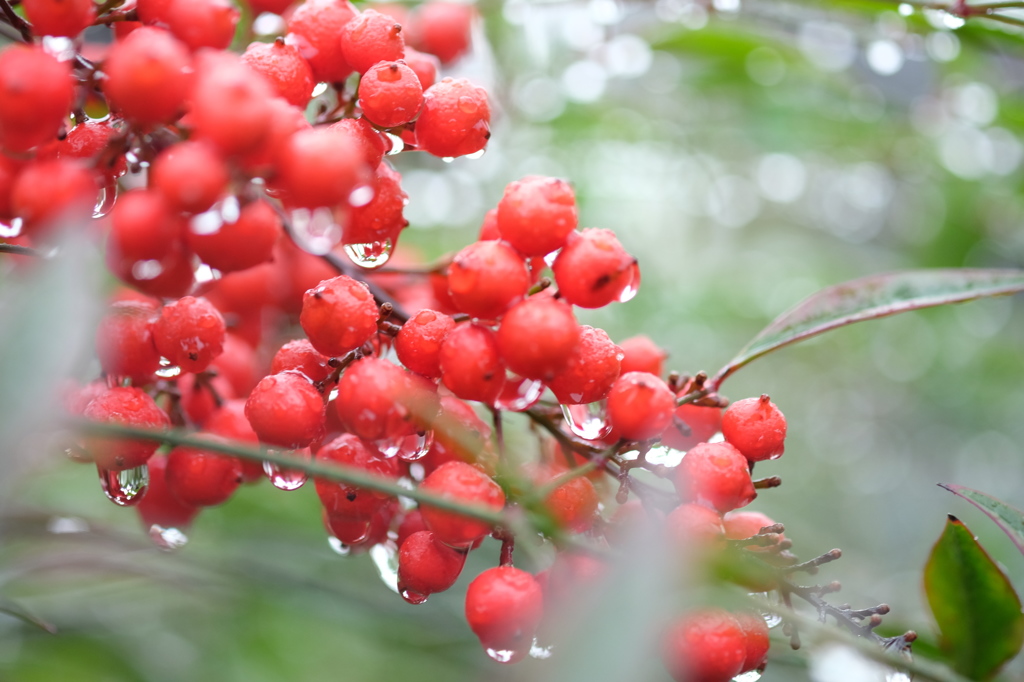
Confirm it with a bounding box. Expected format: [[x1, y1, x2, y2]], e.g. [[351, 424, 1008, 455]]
[[415, 78, 490, 158], [241, 40, 315, 109], [397, 530, 467, 602], [662, 402, 724, 452], [161, 0, 239, 51], [674, 442, 756, 513], [315, 433, 399, 519], [57, 121, 127, 180], [165, 440, 243, 507], [618, 335, 667, 377], [82, 386, 170, 471], [420, 461, 505, 547], [187, 199, 281, 273], [496, 176, 578, 257], [447, 240, 529, 320], [328, 117, 390, 171], [300, 275, 380, 357], [12, 159, 97, 237], [661, 609, 748, 682], [496, 296, 580, 381], [358, 61, 424, 128], [548, 325, 622, 405], [107, 188, 186, 267], [103, 27, 193, 126], [0, 45, 75, 152], [733, 610, 771, 674], [151, 140, 229, 215], [403, 47, 439, 88], [536, 465, 599, 532], [286, 0, 358, 83], [396, 308, 455, 379], [721, 395, 787, 462], [152, 296, 226, 374], [340, 9, 406, 75], [136, 455, 200, 530], [666, 503, 726, 550], [24, 0, 95, 37], [344, 161, 409, 246], [605, 371, 676, 441], [439, 323, 506, 405], [552, 228, 638, 309], [190, 53, 276, 157], [271, 339, 333, 384], [95, 301, 162, 385], [275, 127, 371, 208], [410, 1, 474, 64], [205, 399, 263, 483], [333, 357, 438, 441], [244, 371, 326, 448], [465, 566, 544, 660]]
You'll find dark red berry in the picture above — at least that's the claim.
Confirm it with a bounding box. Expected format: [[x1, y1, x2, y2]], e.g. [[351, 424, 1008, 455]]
[[721, 395, 787, 462]]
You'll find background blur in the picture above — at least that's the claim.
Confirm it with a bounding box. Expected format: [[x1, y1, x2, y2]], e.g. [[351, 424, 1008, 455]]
[[3, 0, 1024, 680]]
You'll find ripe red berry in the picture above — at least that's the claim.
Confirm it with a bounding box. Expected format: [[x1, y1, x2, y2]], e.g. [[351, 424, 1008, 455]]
[[241, 39, 315, 109], [666, 502, 726, 550], [548, 325, 622, 405], [341, 9, 406, 74], [271, 339, 333, 384], [343, 161, 409, 250], [95, 301, 162, 385], [57, 120, 127, 181], [414, 78, 490, 158], [605, 371, 676, 441], [244, 371, 326, 448], [661, 609, 748, 682], [409, 1, 474, 64], [422, 396, 494, 475], [552, 228, 638, 309], [186, 199, 281, 273], [496, 296, 580, 381], [439, 323, 506, 405], [721, 395, 787, 462], [618, 335, 667, 377], [0, 44, 75, 152], [103, 27, 193, 126], [358, 60, 424, 128], [327, 117, 390, 171], [205, 399, 263, 482], [733, 610, 771, 674], [189, 52, 274, 156], [403, 47, 440, 88], [165, 439, 243, 507], [397, 530, 467, 603], [419, 461, 505, 547], [496, 176, 578, 257], [315, 433, 399, 518], [674, 442, 756, 513], [663, 401, 724, 452], [136, 454, 201, 530], [161, 0, 240, 51], [152, 296, 226, 374], [12, 159, 97, 237], [333, 357, 439, 441], [447, 240, 529, 319], [82, 386, 170, 471], [275, 127, 372, 208], [722, 511, 782, 550], [151, 141, 229, 215], [286, 0, 358, 83], [535, 464, 599, 532], [465, 566, 544, 661], [24, 0, 96, 37], [396, 308, 455, 379], [299, 274, 380, 357]]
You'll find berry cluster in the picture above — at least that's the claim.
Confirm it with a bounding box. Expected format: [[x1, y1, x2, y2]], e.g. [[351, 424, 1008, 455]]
[[0, 1, 896, 678]]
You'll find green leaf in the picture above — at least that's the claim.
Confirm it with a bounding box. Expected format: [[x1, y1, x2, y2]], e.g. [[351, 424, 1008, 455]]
[[0, 597, 56, 634], [923, 515, 1024, 680], [712, 269, 1024, 387], [940, 484, 1024, 560]]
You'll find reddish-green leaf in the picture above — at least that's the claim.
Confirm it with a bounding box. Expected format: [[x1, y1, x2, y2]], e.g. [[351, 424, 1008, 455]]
[[712, 269, 1024, 387], [940, 484, 1024, 559], [0, 597, 56, 634], [923, 515, 1024, 680]]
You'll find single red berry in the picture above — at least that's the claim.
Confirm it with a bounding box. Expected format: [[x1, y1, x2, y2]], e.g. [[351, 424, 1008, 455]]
[[205, 399, 263, 482], [496, 176, 578, 257], [275, 127, 372, 208], [136, 454, 201, 530], [358, 60, 424, 128], [605, 371, 676, 441], [723, 510, 783, 552], [420, 461, 505, 547], [12, 159, 97, 237], [165, 439, 243, 507], [315, 433, 399, 519], [82, 386, 170, 471], [299, 274, 380, 357], [161, 0, 239, 51], [674, 441, 756, 513], [0, 44, 75, 152], [151, 140, 229, 215], [534, 464, 599, 532], [340, 9, 406, 74], [187, 198, 281, 273], [189, 51, 274, 156], [56, 120, 128, 180], [495, 295, 579, 381], [95, 301, 162, 385], [333, 357, 439, 441], [107, 240, 196, 300], [103, 27, 193, 126], [663, 401, 724, 452], [323, 500, 397, 549], [397, 530, 467, 603], [244, 371, 326, 448], [447, 240, 529, 319], [403, 46, 439, 88], [438, 323, 506, 405], [409, 1, 474, 64], [666, 502, 726, 550], [152, 296, 226, 374], [241, 39, 315, 109], [177, 372, 235, 427], [327, 117, 390, 170], [237, 95, 311, 178], [721, 395, 787, 462], [396, 308, 455, 379], [24, 0, 96, 37], [733, 610, 771, 674], [414, 78, 490, 158], [343, 161, 409, 248], [552, 228, 638, 309], [271, 339, 333, 384], [397, 509, 430, 548], [286, 0, 358, 83], [465, 566, 544, 661], [618, 335, 667, 377], [661, 609, 748, 682], [548, 325, 622, 405], [107, 188, 187, 267], [421, 395, 494, 475]]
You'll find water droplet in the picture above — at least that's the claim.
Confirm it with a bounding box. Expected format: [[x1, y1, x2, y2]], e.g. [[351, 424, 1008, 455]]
[[328, 536, 351, 556], [342, 238, 394, 269], [92, 182, 118, 218], [384, 132, 405, 155], [98, 463, 149, 506], [263, 455, 308, 491], [484, 646, 526, 664], [885, 673, 911, 682], [543, 248, 561, 267], [465, 148, 486, 160], [312, 82, 329, 97], [131, 259, 164, 281], [733, 670, 763, 682], [370, 541, 400, 593], [0, 217, 23, 238], [148, 524, 189, 551], [561, 401, 612, 440], [349, 184, 376, 207], [47, 516, 88, 534], [529, 638, 554, 659], [408, 462, 426, 481], [496, 374, 545, 411], [458, 95, 479, 114], [290, 206, 342, 255], [155, 358, 181, 378], [441, 156, 455, 163], [400, 587, 429, 604], [616, 262, 641, 302]]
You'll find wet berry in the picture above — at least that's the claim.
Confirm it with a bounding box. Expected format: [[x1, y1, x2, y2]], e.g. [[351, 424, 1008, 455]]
[[186, 199, 281, 273], [333, 357, 439, 441], [548, 325, 622, 405], [439, 323, 506, 405], [286, 0, 358, 83], [397, 530, 467, 602], [300, 274, 380, 357], [0, 44, 75, 152], [271, 339, 333, 384], [245, 371, 326, 448], [358, 60, 424, 128], [152, 296, 226, 374], [415, 78, 490, 158], [496, 176, 578, 257], [165, 439, 243, 507], [605, 371, 676, 441], [465, 566, 544, 661], [151, 141, 229, 215], [618, 335, 667, 377], [674, 441, 756, 513], [82, 386, 170, 471], [315, 433, 399, 519], [420, 461, 505, 547], [663, 401, 723, 452], [95, 301, 162, 385], [552, 228, 638, 309], [241, 39, 315, 109], [396, 308, 455, 379], [721, 395, 787, 462], [447, 240, 529, 319], [496, 296, 580, 381], [340, 9, 406, 74], [661, 609, 748, 682], [275, 127, 372, 208], [103, 27, 193, 126], [136, 454, 201, 530]]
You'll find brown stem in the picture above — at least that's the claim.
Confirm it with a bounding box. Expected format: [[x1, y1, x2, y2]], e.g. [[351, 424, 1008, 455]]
[[0, 0, 32, 41]]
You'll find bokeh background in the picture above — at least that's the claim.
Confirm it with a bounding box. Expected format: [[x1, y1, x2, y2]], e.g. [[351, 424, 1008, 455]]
[[3, 0, 1024, 680]]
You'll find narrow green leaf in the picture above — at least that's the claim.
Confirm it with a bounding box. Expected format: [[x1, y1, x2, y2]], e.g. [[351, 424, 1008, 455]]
[[923, 515, 1024, 680], [712, 269, 1024, 387], [0, 597, 56, 634], [940, 484, 1024, 559]]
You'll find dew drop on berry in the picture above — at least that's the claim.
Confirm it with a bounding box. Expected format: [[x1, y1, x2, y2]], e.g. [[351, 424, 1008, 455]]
[[0, 217, 22, 238], [290, 206, 342, 255], [495, 374, 545, 412], [155, 358, 182, 378], [342, 237, 394, 269], [733, 671, 764, 682], [328, 536, 352, 556], [441, 156, 455, 163], [529, 638, 554, 659], [349, 184, 376, 207], [263, 456, 308, 491], [485, 647, 525, 664], [465, 148, 486, 160], [92, 181, 118, 219], [148, 524, 189, 551], [400, 587, 429, 604], [384, 132, 405, 154], [369, 540, 400, 593], [560, 401, 612, 440], [98, 463, 149, 506], [615, 261, 642, 303]]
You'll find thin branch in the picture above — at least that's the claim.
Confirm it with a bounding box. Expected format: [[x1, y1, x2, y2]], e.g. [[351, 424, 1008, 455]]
[[0, 0, 32, 42], [0, 243, 43, 257]]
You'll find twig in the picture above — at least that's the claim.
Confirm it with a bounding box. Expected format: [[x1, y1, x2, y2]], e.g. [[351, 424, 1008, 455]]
[[0, 0, 32, 42]]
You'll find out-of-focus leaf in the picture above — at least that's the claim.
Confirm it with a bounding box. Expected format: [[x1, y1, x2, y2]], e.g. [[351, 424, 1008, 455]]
[[0, 596, 56, 634], [940, 484, 1024, 559], [923, 515, 1024, 680], [713, 269, 1024, 386]]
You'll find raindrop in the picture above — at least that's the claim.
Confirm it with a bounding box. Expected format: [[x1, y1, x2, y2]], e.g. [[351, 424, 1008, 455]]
[[561, 402, 612, 440], [385, 132, 405, 154], [374, 430, 434, 461], [98, 463, 149, 506], [485, 646, 526, 664], [616, 262, 641, 302], [370, 541, 400, 593], [496, 374, 545, 412], [263, 453, 308, 491], [328, 536, 352, 556], [441, 156, 455, 163], [466, 148, 486, 160], [732, 670, 762, 682], [92, 182, 118, 218], [342, 238, 394, 269], [312, 82, 329, 97], [148, 524, 189, 551], [0, 217, 22, 238], [155, 359, 181, 378], [290, 206, 342, 255], [529, 638, 554, 659], [400, 587, 429, 604], [349, 184, 376, 207]]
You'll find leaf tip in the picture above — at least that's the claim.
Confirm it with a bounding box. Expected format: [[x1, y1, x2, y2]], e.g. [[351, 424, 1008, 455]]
[[948, 514, 961, 524]]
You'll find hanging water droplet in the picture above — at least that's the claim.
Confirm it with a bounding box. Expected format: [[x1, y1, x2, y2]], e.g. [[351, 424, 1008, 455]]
[[328, 536, 352, 556], [441, 156, 455, 163], [0, 217, 23, 238], [408, 462, 426, 481], [370, 541, 400, 593], [290, 206, 342, 255], [885, 672, 912, 682], [561, 402, 612, 440], [543, 248, 561, 268], [485, 647, 525, 664], [732, 670, 763, 682], [155, 358, 181, 378], [616, 261, 641, 303], [92, 182, 118, 218], [98, 463, 149, 506], [385, 132, 405, 154], [349, 184, 376, 207], [263, 458, 308, 491], [376, 430, 434, 462], [400, 587, 429, 604], [148, 524, 189, 551], [312, 82, 330, 97], [342, 238, 394, 269], [466, 148, 486, 160], [529, 638, 554, 659], [496, 374, 545, 411]]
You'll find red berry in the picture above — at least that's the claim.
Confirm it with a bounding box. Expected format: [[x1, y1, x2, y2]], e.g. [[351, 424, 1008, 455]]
[[103, 27, 193, 126], [605, 371, 676, 441], [162, 0, 240, 51], [57, 120, 127, 180], [439, 323, 506, 405], [409, 1, 474, 64], [663, 401, 723, 452], [0, 45, 75, 152], [397, 530, 467, 602], [422, 395, 494, 475], [419, 461, 505, 547], [189, 52, 274, 156], [286, 0, 358, 83], [552, 228, 638, 309], [107, 188, 186, 266], [205, 399, 263, 482], [465, 566, 544, 661], [343, 161, 409, 248], [496, 296, 580, 381], [244, 371, 326, 448], [618, 335, 667, 377], [333, 357, 439, 441], [82, 386, 170, 471], [358, 60, 424, 128], [447, 240, 529, 320], [152, 296, 226, 374], [136, 455, 201, 530], [187, 199, 281, 273], [299, 274, 380, 357], [327, 117, 390, 170], [24, 0, 96, 37], [271, 339, 333, 384], [733, 610, 770, 674], [666, 502, 725, 550], [723, 510, 783, 552], [721, 395, 787, 462], [414, 78, 490, 158], [151, 140, 229, 215], [275, 127, 372, 208], [165, 439, 243, 507], [95, 301, 162, 385], [315, 433, 399, 519], [108, 240, 196, 300], [548, 325, 622, 405], [661, 609, 748, 682], [402, 46, 439, 88], [496, 176, 578, 257], [241, 39, 315, 109], [340, 9, 406, 75], [396, 308, 455, 379], [674, 442, 756, 513], [534, 464, 599, 532], [12, 159, 97, 237]]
